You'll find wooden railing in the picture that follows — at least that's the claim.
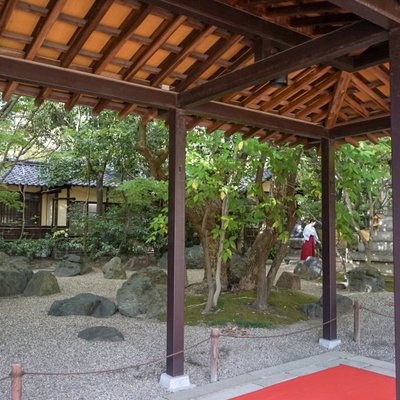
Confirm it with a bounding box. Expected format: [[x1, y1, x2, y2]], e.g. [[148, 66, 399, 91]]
[[0, 225, 53, 241]]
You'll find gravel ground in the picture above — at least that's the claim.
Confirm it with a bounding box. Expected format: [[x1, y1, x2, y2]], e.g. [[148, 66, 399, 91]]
[[0, 268, 395, 400]]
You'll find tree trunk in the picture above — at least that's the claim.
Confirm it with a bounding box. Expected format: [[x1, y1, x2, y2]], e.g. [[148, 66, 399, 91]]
[[266, 201, 298, 294], [253, 228, 277, 310], [239, 227, 276, 291], [96, 172, 104, 216]]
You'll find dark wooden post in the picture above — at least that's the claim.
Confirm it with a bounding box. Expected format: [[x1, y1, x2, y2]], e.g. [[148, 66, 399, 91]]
[[321, 138, 337, 341], [389, 27, 400, 400], [166, 108, 186, 377], [353, 300, 360, 343]]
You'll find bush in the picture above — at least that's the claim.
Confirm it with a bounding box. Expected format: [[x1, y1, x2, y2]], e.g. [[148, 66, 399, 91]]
[[0, 237, 54, 259]]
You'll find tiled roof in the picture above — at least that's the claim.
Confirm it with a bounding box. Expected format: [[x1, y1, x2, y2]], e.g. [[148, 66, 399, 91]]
[[0, 161, 117, 188]]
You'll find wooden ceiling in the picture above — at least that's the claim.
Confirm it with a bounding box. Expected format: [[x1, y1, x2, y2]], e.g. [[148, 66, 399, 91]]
[[0, 0, 395, 147]]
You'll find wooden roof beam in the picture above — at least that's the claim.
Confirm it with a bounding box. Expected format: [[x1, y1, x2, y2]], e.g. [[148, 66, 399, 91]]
[[267, 2, 339, 17], [187, 101, 328, 139], [329, 114, 390, 138], [0, 55, 177, 109], [138, 0, 310, 48], [138, 0, 353, 71], [352, 42, 389, 70], [0, 55, 329, 140], [328, 0, 400, 29], [178, 21, 387, 108], [290, 13, 360, 28]]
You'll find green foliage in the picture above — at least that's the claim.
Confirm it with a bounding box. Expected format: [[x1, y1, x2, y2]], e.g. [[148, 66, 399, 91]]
[[296, 139, 391, 245], [163, 289, 318, 327], [0, 98, 67, 167], [0, 237, 54, 259], [0, 188, 22, 210], [118, 177, 167, 205]]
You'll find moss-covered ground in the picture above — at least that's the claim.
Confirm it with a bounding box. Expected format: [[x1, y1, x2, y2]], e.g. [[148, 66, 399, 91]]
[[160, 289, 318, 328]]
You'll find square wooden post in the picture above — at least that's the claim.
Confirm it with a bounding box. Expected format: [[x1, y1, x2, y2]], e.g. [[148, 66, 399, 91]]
[[320, 138, 339, 346], [389, 26, 400, 400], [166, 108, 186, 378]]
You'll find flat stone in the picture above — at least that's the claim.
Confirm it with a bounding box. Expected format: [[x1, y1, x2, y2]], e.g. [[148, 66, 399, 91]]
[[78, 326, 124, 342]]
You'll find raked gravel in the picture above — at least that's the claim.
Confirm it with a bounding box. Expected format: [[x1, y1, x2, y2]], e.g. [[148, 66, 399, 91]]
[[0, 269, 395, 400]]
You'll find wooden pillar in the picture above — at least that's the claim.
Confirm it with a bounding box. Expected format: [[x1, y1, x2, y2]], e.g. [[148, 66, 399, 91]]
[[321, 138, 337, 340], [166, 108, 186, 377], [389, 27, 400, 400]]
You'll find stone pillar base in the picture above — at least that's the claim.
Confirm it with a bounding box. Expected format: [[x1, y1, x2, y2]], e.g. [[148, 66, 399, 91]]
[[319, 338, 342, 350], [159, 373, 194, 392]]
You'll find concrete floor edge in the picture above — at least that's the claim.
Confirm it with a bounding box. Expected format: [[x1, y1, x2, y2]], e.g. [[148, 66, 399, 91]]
[[164, 351, 395, 400]]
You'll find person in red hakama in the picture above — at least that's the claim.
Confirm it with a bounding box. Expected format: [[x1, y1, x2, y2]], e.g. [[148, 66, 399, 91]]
[[300, 221, 320, 260]]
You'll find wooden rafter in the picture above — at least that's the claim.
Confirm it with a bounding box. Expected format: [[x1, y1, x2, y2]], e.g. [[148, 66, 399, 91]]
[[178, 21, 387, 107], [351, 73, 390, 111], [94, 13, 187, 114], [260, 66, 330, 111], [0, 0, 17, 33], [124, 15, 187, 81], [35, 0, 115, 107], [175, 33, 244, 91], [278, 74, 337, 115], [151, 25, 217, 88], [325, 71, 352, 128], [3, 0, 67, 101]]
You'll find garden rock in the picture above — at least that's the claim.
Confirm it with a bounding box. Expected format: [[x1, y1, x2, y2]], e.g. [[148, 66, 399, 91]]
[[159, 245, 204, 269], [102, 257, 126, 279], [117, 267, 167, 318], [347, 266, 385, 292], [303, 294, 353, 319], [78, 326, 124, 342], [123, 255, 156, 271], [228, 253, 247, 285], [24, 271, 60, 296], [54, 254, 92, 277], [276, 272, 301, 290], [48, 293, 116, 317], [0, 254, 33, 296], [185, 245, 205, 269], [294, 257, 322, 281]]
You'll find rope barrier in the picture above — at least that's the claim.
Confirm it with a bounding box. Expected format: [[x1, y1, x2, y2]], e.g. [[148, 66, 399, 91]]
[[220, 318, 337, 340], [23, 337, 209, 378], [0, 376, 10, 383], [361, 305, 394, 319]]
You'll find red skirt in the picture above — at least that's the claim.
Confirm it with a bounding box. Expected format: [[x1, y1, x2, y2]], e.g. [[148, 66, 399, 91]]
[[300, 235, 315, 260]]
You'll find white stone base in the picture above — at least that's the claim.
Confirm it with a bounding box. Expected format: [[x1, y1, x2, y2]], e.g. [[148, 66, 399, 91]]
[[159, 373, 194, 392], [319, 338, 342, 350]]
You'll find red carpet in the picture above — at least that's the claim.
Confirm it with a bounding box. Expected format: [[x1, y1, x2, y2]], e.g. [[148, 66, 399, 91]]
[[230, 365, 395, 400]]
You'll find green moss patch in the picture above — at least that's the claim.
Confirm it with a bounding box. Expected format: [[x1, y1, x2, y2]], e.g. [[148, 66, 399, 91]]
[[160, 289, 318, 328], [384, 275, 394, 292]]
